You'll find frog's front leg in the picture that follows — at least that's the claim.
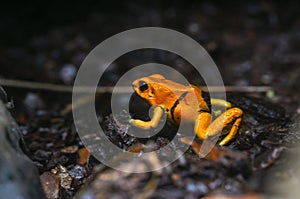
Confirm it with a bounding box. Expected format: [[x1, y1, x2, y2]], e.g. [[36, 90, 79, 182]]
[[129, 106, 164, 130], [195, 107, 243, 146]]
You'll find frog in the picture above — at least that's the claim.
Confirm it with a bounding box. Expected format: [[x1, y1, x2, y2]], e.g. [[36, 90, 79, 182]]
[[129, 74, 243, 146]]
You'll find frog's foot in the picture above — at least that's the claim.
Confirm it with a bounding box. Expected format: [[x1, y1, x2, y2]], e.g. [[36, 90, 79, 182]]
[[129, 119, 153, 130]]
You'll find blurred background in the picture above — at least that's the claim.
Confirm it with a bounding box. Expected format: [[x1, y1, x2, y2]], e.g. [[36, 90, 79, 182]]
[[1, 1, 299, 95]]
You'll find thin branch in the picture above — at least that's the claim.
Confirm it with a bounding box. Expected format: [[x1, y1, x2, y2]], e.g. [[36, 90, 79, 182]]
[[0, 78, 273, 93]]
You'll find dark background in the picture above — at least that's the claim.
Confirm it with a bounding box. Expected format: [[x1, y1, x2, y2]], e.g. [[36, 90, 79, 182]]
[[1, 1, 299, 97]]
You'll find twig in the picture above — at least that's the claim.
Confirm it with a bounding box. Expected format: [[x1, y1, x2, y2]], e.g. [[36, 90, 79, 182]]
[[0, 78, 273, 93]]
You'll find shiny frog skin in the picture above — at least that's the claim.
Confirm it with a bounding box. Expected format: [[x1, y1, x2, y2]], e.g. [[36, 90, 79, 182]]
[[129, 74, 243, 146]]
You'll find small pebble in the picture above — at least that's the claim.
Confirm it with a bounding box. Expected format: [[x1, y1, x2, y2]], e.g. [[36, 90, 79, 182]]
[[40, 172, 60, 199], [59, 63, 77, 85], [34, 149, 52, 161], [23, 93, 45, 115], [187, 22, 200, 34], [69, 165, 87, 179], [61, 145, 79, 154], [186, 182, 209, 195]]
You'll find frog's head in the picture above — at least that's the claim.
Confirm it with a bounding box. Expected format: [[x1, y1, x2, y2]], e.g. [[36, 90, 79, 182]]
[[132, 74, 166, 105]]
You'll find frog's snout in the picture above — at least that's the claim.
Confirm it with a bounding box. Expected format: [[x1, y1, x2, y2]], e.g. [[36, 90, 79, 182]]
[[131, 80, 139, 90], [132, 82, 137, 90]]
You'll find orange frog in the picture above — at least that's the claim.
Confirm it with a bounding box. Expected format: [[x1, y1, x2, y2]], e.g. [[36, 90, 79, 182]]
[[129, 74, 243, 146]]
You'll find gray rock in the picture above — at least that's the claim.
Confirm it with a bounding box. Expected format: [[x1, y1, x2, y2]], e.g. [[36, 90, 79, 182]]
[[0, 99, 45, 199]]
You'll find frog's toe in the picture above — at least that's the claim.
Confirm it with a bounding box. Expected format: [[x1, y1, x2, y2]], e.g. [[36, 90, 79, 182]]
[[129, 119, 135, 126]]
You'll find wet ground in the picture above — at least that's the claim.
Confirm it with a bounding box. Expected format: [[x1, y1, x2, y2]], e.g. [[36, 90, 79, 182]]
[[0, 1, 300, 198]]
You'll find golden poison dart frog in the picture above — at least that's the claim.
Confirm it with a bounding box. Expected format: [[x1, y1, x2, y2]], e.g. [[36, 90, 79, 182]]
[[129, 74, 243, 145]]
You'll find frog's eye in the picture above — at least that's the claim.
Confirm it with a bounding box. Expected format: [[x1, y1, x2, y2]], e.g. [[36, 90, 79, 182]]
[[138, 80, 148, 92]]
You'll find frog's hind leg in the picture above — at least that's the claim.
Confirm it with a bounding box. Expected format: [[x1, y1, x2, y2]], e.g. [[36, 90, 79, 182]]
[[194, 111, 212, 140], [195, 107, 243, 146]]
